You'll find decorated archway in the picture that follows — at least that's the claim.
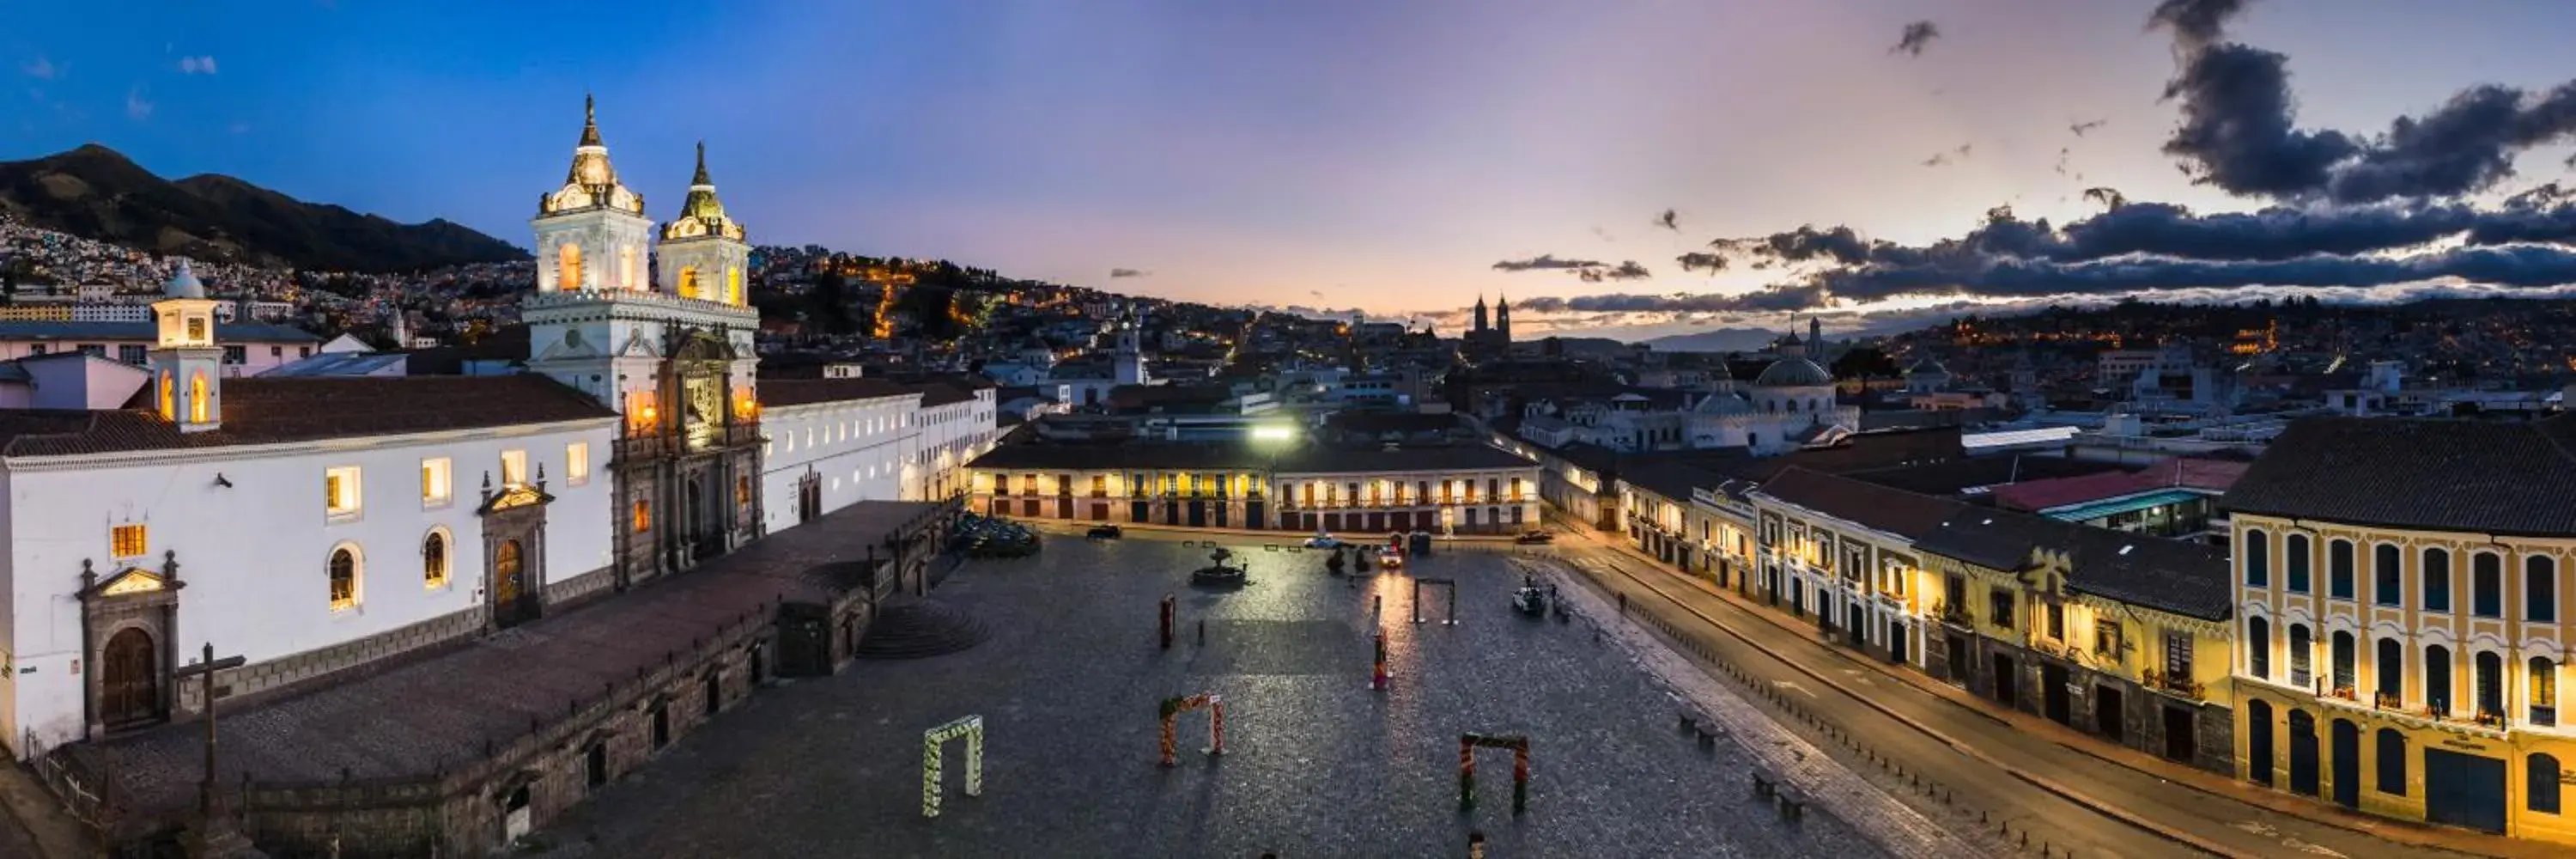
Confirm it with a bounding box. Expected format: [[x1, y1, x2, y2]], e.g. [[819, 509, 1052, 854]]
[[1158, 693, 1226, 766], [920, 715, 985, 818], [1459, 732, 1531, 813]]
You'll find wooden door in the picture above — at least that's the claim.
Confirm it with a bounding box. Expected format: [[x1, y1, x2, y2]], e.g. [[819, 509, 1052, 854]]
[[100, 628, 159, 727]]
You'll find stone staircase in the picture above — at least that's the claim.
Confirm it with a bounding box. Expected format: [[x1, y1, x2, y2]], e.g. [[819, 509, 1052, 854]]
[[857, 596, 990, 659]]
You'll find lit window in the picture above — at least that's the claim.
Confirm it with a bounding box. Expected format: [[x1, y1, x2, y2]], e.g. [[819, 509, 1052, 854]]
[[187, 371, 209, 423], [422, 457, 453, 507], [567, 442, 591, 486], [737, 475, 751, 505], [325, 466, 363, 519], [111, 524, 147, 558], [328, 546, 360, 611], [422, 530, 449, 589], [634, 500, 653, 533], [501, 449, 528, 486]]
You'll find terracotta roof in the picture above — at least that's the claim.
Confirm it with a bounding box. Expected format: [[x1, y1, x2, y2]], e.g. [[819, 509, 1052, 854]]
[[1758, 467, 1964, 537], [0, 375, 614, 458], [1912, 505, 2231, 620], [760, 378, 920, 407], [2223, 415, 2576, 536]]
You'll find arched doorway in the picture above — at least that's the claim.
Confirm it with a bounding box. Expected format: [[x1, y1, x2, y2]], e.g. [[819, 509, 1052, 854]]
[[2289, 709, 2321, 796], [493, 539, 532, 628], [2245, 698, 2275, 786], [558, 243, 582, 290], [100, 627, 160, 728]]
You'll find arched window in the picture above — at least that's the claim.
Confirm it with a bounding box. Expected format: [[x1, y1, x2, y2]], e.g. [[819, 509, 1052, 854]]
[[2286, 534, 2312, 594], [2373, 544, 2403, 606], [2424, 548, 2452, 612], [2427, 644, 2452, 716], [2245, 529, 2270, 587], [2330, 631, 2355, 693], [2328, 539, 2354, 600], [2532, 754, 2562, 813], [2530, 556, 2559, 624], [736, 474, 751, 505], [2247, 617, 2271, 679], [187, 371, 208, 423], [2376, 728, 2407, 795], [157, 370, 173, 420], [2289, 624, 2313, 687], [2376, 637, 2403, 705], [2531, 657, 2557, 727], [422, 531, 448, 588], [558, 243, 582, 290], [328, 546, 359, 611], [2477, 650, 2505, 720], [2472, 552, 2503, 618], [678, 266, 700, 299]]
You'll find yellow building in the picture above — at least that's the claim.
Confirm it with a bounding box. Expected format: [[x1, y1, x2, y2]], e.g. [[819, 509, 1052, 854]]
[[968, 436, 1539, 533], [2225, 416, 2576, 844], [0, 304, 72, 321]]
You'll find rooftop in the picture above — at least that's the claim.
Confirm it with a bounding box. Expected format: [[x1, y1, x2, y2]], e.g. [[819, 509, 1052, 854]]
[[0, 375, 615, 458], [0, 320, 321, 344], [2223, 414, 2576, 537]]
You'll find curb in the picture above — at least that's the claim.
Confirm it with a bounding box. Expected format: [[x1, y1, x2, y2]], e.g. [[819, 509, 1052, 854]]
[[0, 761, 88, 859]]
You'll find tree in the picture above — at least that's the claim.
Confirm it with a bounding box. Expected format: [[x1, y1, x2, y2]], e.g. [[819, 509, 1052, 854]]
[[1831, 346, 1899, 381]]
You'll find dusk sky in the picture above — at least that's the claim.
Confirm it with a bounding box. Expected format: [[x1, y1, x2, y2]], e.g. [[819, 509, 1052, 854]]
[[9, 1, 2576, 340]]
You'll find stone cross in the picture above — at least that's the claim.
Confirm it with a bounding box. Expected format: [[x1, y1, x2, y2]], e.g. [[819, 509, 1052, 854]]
[[172, 643, 246, 835]]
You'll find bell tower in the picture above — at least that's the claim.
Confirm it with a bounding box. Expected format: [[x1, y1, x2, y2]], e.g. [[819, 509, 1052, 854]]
[[654, 142, 752, 306], [149, 261, 222, 431], [532, 95, 653, 293]]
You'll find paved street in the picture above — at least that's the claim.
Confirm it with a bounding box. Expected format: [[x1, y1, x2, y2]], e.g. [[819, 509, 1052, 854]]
[[1539, 529, 2500, 859], [538, 534, 1893, 858]]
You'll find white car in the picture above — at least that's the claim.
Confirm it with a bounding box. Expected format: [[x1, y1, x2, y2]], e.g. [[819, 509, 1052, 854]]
[[1304, 535, 1343, 549]]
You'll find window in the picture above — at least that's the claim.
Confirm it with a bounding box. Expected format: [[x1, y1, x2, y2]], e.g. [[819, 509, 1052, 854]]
[[2424, 548, 2452, 612], [2426, 644, 2452, 716], [221, 344, 245, 365], [2289, 624, 2312, 688], [2166, 631, 2194, 679], [2328, 539, 2354, 600], [2046, 602, 2064, 640], [118, 344, 145, 364], [2530, 557, 2558, 624], [421, 457, 453, 507], [2245, 529, 2269, 587], [2374, 544, 2402, 606], [188, 371, 209, 423], [2471, 552, 2504, 618], [634, 500, 653, 533], [2286, 534, 2311, 594], [186, 317, 206, 341], [2247, 617, 2270, 679], [567, 442, 591, 486], [422, 530, 449, 588], [2533, 754, 2562, 814], [110, 524, 147, 558], [2533, 657, 2558, 727], [501, 449, 529, 487], [328, 546, 359, 611], [2377, 728, 2407, 795], [157, 370, 173, 419], [2377, 637, 2403, 704], [737, 475, 751, 505], [2094, 619, 2122, 656], [325, 466, 362, 519], [1988, 588, 2015, 631], [2476, 650, 2504, 719], [2331, 631, 2355, 693]]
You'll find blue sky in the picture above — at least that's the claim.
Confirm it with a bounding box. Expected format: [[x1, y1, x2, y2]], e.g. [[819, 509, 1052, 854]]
[[9, 1, 2576, 339]]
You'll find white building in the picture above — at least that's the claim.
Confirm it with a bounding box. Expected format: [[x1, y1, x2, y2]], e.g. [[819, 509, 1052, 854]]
[[756, 378, 921, 531]]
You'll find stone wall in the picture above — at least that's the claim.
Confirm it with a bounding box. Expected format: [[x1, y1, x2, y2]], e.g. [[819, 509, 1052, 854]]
[[176, 605, 485, 715], [544, 564, 617, 612]]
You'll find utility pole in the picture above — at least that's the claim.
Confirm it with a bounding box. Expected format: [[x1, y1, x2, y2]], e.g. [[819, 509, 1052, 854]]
[[172, 643, 251, 858]]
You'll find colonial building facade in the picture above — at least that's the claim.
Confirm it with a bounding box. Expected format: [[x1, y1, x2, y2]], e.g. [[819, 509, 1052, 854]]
[[968, 436, 1540, 534], [2225, 416, 2576, 844]]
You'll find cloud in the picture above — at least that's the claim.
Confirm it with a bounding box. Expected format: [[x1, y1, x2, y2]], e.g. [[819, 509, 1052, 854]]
[[1675, 252, 1729, 274], [1108, 267, 1149, 278], [1655, 209, 1680, 232], [2069, 119, 2106, 137], [1921, 143, 1971, 168], [178, 56, 218, 75], [125, 87, 152, 121], [2082, 187, 2129, 210], [1505, 287, 1825, 315], [2151, 0, 2576, 204], [1309, 289, 1325, 300], [1890, 21, 1940, 58], [1576, 260, 1652, 283], [1492, 254, 1607, 272], [22, 57, 56, 80]]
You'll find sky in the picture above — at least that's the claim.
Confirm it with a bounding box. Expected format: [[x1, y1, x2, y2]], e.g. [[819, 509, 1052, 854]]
[[9, 1, 2576, 341]]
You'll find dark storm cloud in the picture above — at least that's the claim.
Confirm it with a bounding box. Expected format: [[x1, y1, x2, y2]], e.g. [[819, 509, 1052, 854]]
[[1492, 254, 1607, 271], [1507, 286, 1826, 315], [1814, 243, 2576, 304], [1890, 21, 1940, 58], [1675, 252, 1729, 274], [1576, 260, 1652, 283], [1109, 267, 1150, 278], [2151, 0, 2576, 203]]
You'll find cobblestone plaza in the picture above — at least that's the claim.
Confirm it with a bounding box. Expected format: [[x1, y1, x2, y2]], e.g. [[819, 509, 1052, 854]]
[[539, 535, 1888, 857]]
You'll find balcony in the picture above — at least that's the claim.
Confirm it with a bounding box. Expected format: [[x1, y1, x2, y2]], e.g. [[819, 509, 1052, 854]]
[[2325, 685, 2359, 703], [2142, 668, 2206, 701], [1933, 600, 1971, 628], [2290, 667, 2312, 689], [2375, 690, 2403, 710]]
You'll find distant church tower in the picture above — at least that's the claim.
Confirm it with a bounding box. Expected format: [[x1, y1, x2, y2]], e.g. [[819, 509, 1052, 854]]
[[1495, 295, 1512, 342], [1472, 295, 1490, 334], [532, 95, 653, 293], [150, 261, 222, 431], [1114, 305, 1149, 385], [653, 142, 751, 305]]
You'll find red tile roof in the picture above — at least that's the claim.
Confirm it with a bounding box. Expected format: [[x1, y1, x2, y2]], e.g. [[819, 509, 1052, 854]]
[[1991, 457, 2245, 513], [1, 375, 615, 457]]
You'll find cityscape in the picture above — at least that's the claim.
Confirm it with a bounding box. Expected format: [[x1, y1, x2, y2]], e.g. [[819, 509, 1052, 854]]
[[2, 1, 2576, 857]]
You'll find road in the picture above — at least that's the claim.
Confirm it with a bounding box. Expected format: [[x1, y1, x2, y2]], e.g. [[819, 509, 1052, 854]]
[[1539, 531, 2491, 859]]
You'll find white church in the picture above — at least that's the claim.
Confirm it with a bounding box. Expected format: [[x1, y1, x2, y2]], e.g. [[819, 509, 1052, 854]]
[[0, 97, 995, 758]]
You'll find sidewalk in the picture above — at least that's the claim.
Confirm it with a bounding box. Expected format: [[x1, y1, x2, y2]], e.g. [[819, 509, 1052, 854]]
[[1573, 527, 2545, 859], [0, 761, 88, 859]]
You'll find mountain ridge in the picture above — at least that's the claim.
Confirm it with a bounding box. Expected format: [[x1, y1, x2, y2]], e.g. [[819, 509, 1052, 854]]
[[0, 143, 527, 272]]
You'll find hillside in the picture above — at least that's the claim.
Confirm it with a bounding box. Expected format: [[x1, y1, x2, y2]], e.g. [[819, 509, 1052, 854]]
[[1640, 326, 1778, 353], [0, 143, 527, 272]]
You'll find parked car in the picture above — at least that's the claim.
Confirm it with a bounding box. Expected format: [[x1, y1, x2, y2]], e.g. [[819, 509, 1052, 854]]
[[1380, 551, 1406, 570], [1514, 531, 1555, 545], [1086, 524, 1123, 540], [1305, 535, 1343, 549]]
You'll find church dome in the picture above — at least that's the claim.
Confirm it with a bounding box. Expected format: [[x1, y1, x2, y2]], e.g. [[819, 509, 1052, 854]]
[[165, 260, 205, 299], [1906, 356, 1949, 375], [1753, 356, 1832, 387], [539, 95, 645, 217], [1691, 391, 1753, 415]]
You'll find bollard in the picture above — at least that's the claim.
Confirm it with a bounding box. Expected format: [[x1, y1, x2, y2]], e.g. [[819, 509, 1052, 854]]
[[1371, 630, 1389, 691], [1160, 594, 1176, 650], [1198, 618, 1206, 646]]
